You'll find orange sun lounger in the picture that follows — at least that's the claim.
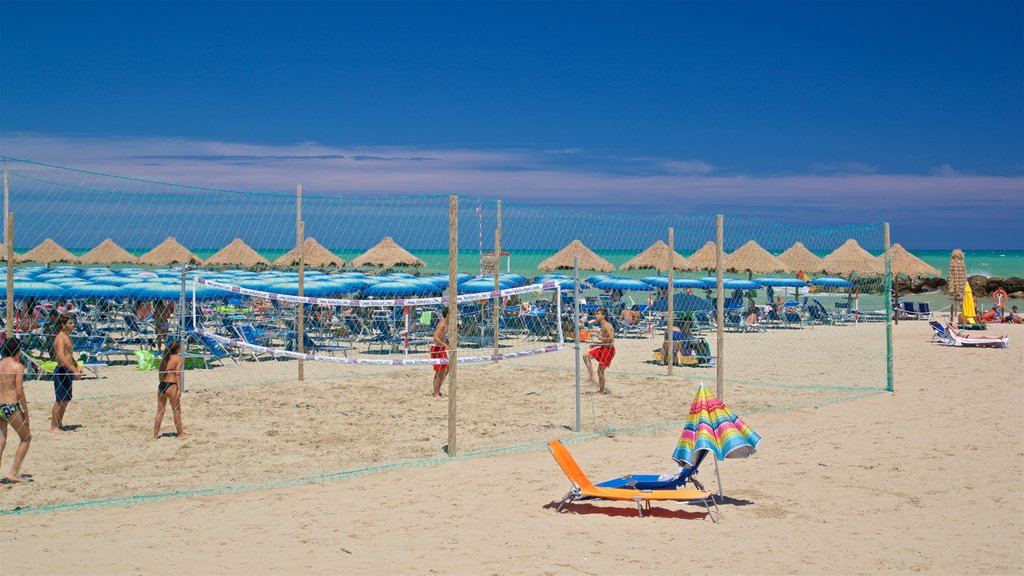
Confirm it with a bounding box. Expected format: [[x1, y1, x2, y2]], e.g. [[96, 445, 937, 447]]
[[547, 439, 720, 520]]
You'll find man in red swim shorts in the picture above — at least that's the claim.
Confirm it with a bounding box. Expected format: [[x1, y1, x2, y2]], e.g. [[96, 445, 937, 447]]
[[582, 307, 615, 395], [430, 307, 451, 398]]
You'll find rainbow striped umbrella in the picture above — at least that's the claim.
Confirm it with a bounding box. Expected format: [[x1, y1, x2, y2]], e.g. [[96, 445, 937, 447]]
[[672, 383, 761, 466]]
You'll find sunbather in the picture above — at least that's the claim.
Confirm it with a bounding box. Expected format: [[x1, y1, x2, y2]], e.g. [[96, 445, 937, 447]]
[[947, 324, 1007, 341], [1007, 306, 1023, 324]]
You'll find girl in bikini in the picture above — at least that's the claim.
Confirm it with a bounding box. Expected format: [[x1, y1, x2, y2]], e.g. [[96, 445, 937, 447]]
[[0, 337, 31, 482], [153, 340, 187, 439]]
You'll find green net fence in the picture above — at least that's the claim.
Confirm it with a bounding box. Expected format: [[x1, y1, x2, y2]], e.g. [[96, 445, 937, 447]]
[[0, 157, 891, 514]]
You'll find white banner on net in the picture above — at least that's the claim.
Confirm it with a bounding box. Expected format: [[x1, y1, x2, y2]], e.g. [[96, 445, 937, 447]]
[[197, 328, 564, 366], [192, 276, 566, 365], [194, 277, 561, 307]]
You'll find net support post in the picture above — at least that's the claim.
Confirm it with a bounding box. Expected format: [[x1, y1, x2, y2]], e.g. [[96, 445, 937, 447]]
[[447, 195, 459, 456], [5, 212, 13, 338], [297, 219, 305, 382], [493, 200, 501, 361], [667, 227, 674, 376], [715, 214, 725, 400], [574, 255, 581, 432], [884, 222, 893, 393]]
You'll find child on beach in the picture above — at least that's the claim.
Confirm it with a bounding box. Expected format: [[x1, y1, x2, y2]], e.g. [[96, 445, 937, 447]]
[[583, 307, 615, 394], [0, 338, 31, 483], [431, 308, 450, 398], [153, 340, 186, 439]]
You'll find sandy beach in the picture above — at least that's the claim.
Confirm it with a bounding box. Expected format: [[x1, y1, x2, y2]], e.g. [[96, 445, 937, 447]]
[[1, 319, 1022, 574]]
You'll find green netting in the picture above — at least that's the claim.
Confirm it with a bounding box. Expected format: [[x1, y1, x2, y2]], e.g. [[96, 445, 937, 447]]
[[0, 157, 892, 514]]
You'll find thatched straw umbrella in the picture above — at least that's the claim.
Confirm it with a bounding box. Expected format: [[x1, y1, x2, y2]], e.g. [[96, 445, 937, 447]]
[[686, 241, 719, 271], [821, 239, 883, 276], [725, 240, 791, 275], [886, 243, 940, 277], [17, 238, 79, 264], [349, 236, 424, 268], [948, 249, 966, 322], [777, 242, 825, 275], [78, 238, 139, 265], [139, 237, 202, 266], [205, 238, 270, 269], [274, 237, 345, 268], [537, 240, 614, 272], [620, 240, 693, 272]]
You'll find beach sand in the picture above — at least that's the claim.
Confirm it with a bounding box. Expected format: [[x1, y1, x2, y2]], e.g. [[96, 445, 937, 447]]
[[1, 320, 1022, 574]]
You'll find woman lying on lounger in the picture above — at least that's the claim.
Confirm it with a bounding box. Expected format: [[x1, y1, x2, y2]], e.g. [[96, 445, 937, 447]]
[[946, 324, 1008, 343]]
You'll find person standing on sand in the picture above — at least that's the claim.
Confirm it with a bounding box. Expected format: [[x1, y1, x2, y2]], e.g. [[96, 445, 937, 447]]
[[153, 340, 186, 440], [431, 307, 451, 398], [583, 307, 615, 395], [0, 338, 31, 483], [50, 313, 82, 432]]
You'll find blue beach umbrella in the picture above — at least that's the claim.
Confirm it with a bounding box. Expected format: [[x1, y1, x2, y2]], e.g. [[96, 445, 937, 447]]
[[362, 281, 438, 298], [121, 282, 184, 300], [12, 281, 65, 300], [642, 276, 707, 289], [812, 277, 854, 287], [266, 281, 345, 297], [592, 277, 655, 292], [754, 277, 811, 288], [458, 279, 511, 294], [61, 284, 128, 299]]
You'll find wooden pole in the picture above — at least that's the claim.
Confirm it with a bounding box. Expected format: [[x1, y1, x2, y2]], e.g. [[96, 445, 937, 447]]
[[715, 215, 725, 400], [3, 170, 9, 247], [884, 222, 893, 393], [447, 196, 459, 456], [493, 200, 501, 361], [666, 227, 674, 376], [5, 213, 13, 338], [298, 220, 305, 382], [296, 184, 303, 247]]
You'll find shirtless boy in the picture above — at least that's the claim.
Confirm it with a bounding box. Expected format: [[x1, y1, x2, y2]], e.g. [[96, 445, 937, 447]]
[[0, 337, 31, 482], [430, 308, 451, 398], [51, 313, 83, 432], [583, 307, 615, 394]]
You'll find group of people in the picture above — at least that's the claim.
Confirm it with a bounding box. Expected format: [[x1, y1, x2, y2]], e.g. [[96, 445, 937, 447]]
[[0, 312, 188, 484], [961, 304, 1023, 325]]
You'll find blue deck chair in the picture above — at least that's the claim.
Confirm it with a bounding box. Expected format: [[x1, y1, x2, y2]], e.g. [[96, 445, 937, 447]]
[[896, 301, 920, 320], [121, 314, 154, 346], [929, 320, 955, 344], [232, 324, 280, 361], [79, 334, 135, 364], [186, 329, 237, 367], [595, 450, 711, 492], [916, 302, 933, 321], [288, 331, 352, 357], [523, 313, 554, 341]]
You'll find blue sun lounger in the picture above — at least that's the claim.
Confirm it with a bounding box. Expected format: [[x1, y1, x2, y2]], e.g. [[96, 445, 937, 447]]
[[595, 450, 712, 493]]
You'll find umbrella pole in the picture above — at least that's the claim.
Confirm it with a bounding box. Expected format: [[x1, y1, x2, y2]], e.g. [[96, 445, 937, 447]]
[[713, 456, 723, 498]]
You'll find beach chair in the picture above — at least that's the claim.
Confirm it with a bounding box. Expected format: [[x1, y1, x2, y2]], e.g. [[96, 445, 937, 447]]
[[915, 302, 933, 321], [896, 301, 920, 320], [943, 324, 1008, 348], [928, 321, 954, 344], [79, 334, 134, 364], [547, 440, 719, 520], [287, 331, 353, 357], [523, 313, 554, 342], [121, 314, 154, 346], [595, 450, 712, 493], [231, 324, 277, 361], [185, 329, 238, 367]]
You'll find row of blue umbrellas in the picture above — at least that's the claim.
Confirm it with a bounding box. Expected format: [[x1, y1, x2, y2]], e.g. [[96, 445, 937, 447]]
[[8, 265, 852, 300]]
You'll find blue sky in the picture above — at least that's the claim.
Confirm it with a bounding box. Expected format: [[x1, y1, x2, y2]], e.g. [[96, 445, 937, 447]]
[[1, 0, 1022, 249]]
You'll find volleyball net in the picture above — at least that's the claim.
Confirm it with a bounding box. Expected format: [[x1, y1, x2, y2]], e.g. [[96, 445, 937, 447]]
[[0, 156, 892, 514]]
